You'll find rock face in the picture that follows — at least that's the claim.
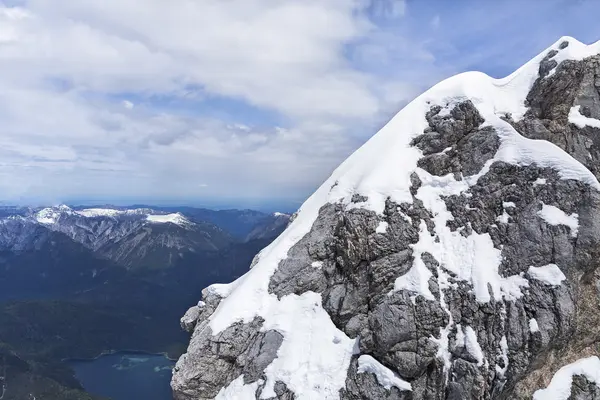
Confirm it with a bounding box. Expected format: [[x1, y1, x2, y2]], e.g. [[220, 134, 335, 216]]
[[173, 37, 600, 399]]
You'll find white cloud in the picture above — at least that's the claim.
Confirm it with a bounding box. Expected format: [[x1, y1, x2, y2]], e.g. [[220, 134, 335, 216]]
[[0, 0, 425, 206], [0, 0, 384, 121], [0, 0, 585, 207]]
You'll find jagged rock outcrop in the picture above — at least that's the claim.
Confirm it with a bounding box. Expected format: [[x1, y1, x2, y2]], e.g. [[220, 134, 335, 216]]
[[173, 37, 600, 400]]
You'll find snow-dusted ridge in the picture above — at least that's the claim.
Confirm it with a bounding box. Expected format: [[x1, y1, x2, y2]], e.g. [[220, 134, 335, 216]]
[[533, 356, 600, 400], [180, 37, 600, 398], [34, 205, 192, 227], [146, 213, 191, 226]]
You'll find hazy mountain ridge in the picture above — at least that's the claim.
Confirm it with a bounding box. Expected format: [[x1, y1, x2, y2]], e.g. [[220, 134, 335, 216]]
[[0, 205, 288, 270], [0, 205, 287, 400]]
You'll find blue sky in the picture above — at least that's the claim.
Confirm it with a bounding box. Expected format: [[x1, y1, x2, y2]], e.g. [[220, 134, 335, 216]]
[[0, 0, 598, 212]]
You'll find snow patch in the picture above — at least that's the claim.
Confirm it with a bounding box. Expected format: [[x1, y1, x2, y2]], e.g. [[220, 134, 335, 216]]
[[146, 213, 190, 227], [311, 261, 323, 268], [464, 326, 485, 366], [496, 202, 515, 224], [357, 355, 412, 392], [528, 264, 566, 286], [544, 37, 600, 78], [215, 375, 259, 399], [35, 208, 62, 224], [529, 318, 540, 333], [376, 221, 388, 234], [76, 208, 128, 218], [393, 221, 434, 301], [569, 105, 600, 129], [537, 204, 579, 237], [534, 178, 547, 185], [496, 211, 510, 224], [408, 169, 529, 303], [533, 356, 600, 400], [495, 335, 509, 377], [258, 292, 358, 399]]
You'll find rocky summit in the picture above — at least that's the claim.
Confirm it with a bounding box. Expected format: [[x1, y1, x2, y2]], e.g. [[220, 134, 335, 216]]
[[172, 37, 600, 400]]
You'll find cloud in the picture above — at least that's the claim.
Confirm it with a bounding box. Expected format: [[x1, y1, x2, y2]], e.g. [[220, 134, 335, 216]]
[[0, 0, 597, 208], [1, 0, 385, 121]]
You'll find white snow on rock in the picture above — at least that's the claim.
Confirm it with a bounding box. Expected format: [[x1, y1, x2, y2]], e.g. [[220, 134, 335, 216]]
[[528, 264, 567, 286], [496, 211, 511, 224], [311, 261, 324, 268], [529, 318, 540, 333], [545, 38, 600, 77], [407, 169, 530, 303], [464, 326, 485, 366], [569, 105, 600, 129], [454, 325, 485, 366], [256, 292, 358, 399], [35, 205, 75, 224], [40, 206, 193, 227], [215, 376, 259, 400], [146, 213, 190, 227], [188, 37, 600, 398], [376, 221, 389, 234], [537, 204, 579, 237], [393, 221, 435, 301], [35, 208, 63, 224], [503, 202, 516, 208], [357, 355, 412, 392], [76, 208, 129, 218], [534, 178, 547, 185], [495, 335, 509, 377], [533, 356, 600, 400]]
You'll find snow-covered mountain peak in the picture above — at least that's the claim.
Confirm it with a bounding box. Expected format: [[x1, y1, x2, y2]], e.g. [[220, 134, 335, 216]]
[[315, 36, 600, 217], [146, 212, 191, 227], [35, 205, 73, 224], [75, 208, 137, 218], [174, 37, 600, 400]]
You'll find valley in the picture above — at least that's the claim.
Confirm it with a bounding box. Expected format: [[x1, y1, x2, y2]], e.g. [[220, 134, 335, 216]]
[[0, 205, 288, 400]]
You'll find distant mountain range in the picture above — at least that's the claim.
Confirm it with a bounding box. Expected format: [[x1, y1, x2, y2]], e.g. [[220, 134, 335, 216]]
[[0, 205, 289, 270], [0, 205, 290, 399]]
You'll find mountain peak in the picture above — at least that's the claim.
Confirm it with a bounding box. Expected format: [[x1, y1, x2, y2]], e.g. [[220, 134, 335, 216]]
[[146, 212, 191, 227], [173, 37, 600, 400]]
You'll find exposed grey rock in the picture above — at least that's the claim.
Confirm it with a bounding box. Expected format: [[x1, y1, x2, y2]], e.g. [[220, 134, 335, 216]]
[[539, 50, 559, 78], [172, 316, 283, 400], [340, 358, 412, 400], [569, 375, 600, 400], [181, 305, 201, 333], [516, 54, 600, 179]]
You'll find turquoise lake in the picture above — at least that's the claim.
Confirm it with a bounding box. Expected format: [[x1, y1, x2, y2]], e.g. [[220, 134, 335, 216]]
[[68, 352, 175, 400]]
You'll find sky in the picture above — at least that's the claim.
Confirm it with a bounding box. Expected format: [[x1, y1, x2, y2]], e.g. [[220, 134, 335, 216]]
[[0, 0, 598, 211]]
